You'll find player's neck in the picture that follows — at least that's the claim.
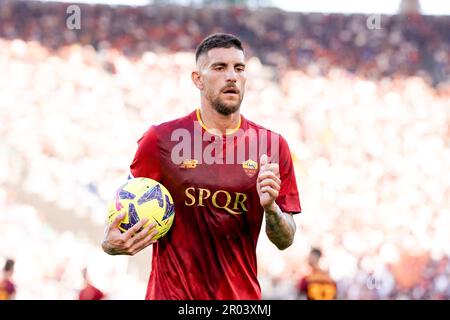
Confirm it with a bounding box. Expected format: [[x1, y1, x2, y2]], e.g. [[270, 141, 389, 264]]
[[198, 106, 241, 135], [311, 265, 321, 272]]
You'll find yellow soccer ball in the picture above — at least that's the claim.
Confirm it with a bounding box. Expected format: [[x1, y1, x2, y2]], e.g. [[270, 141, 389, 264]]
[[107, 177, 175, 240]]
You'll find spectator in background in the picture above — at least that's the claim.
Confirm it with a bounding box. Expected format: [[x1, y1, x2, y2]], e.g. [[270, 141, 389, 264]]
[[297, 248, 337, 300], [78, 267, 106, 300], [0, 258, 16, 300]]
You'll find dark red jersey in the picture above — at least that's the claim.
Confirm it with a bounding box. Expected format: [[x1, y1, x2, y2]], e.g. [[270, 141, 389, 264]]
[[130, 109, 301, 300], [78, 284, 105, 300], [299, 269, 337, 300], [0, 279, 15, 300]]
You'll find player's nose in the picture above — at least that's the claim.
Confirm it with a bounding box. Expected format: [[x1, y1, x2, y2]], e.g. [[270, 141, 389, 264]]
[[225, 68, 237, 82]]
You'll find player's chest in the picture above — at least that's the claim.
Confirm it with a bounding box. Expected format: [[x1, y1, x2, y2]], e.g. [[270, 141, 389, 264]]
[[163, 159, 258, 191], [157, 137, 264, 218], [159, 139, 260, 191]]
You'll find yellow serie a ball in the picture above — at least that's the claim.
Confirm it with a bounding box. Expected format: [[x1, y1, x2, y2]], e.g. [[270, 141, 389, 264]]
[[107, 177, 175, 240]]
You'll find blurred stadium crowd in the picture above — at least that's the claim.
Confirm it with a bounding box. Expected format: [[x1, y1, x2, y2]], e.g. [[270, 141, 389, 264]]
[[0, 1, 449, 299], [1, 0, 449, 86]]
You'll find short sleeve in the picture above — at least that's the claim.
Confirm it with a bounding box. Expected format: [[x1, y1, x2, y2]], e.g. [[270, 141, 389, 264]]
[[275, 135, 301, 213], [130, 126, 162, 182]]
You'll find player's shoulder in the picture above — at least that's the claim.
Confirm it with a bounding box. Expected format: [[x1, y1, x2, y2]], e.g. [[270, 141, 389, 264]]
[[243, 116, 279, 137], [243, 116, 288, 145], [152, 110, 196, 132], [141, 110, 196, 140]]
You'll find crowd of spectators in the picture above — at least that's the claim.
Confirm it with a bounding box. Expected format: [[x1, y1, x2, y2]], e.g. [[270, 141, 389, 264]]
[[0, 186, 146, 299], [0, 0, 449, 86], [0, 1, 449, 299]]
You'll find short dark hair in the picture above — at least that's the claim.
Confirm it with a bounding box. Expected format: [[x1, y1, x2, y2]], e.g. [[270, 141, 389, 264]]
[[195, 33, 244, 62], [4, 259, 14, 272], [310, 248, 322, 258]]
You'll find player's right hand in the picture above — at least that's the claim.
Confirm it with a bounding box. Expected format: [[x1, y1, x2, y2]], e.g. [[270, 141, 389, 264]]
[[101, 212, 159, 256]]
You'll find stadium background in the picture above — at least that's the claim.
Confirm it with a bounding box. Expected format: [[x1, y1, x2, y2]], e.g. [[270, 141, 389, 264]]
[[0, 0, 449, 299]]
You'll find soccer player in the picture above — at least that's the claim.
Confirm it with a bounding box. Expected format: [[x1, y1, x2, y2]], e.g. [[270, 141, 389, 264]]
[[297, 248, 337, 300], [0, 259, 16, 300], [102, 33, 301, 299]]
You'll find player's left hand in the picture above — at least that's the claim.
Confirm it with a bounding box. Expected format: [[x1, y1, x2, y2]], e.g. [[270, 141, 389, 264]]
[[257, 154, 281, 212]]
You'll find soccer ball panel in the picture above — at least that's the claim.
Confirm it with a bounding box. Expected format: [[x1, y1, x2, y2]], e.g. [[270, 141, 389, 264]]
[[107, 178, 175, 240]]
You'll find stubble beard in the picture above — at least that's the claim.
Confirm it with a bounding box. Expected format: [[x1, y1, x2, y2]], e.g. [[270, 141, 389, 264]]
[[209, 91, 243, 116]]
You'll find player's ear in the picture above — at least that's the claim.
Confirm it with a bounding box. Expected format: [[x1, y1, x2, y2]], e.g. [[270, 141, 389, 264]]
[[191, 70, 204, 90]]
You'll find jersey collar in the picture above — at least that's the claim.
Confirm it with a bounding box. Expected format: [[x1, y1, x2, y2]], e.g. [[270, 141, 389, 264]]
[[196, 108, 242, 136]]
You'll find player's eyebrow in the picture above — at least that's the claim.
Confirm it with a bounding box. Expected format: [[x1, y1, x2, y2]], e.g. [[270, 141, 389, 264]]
[[210, 62, 246, 68], [210, 62, 226, 68]]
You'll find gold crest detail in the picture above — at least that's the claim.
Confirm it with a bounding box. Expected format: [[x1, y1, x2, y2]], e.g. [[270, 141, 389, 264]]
[[242, 159, 258, 177]]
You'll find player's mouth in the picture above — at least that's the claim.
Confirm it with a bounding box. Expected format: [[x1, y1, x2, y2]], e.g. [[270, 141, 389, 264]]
[[222, 87, 240, 97]]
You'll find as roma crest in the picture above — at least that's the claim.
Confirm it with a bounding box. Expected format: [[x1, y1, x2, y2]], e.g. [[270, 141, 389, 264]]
[[242, 159, 258, 178]]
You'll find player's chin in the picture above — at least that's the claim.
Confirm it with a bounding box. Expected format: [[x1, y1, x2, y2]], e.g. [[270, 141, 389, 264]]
[[214, 100, 241, 115], [224, 100, 241, 108]]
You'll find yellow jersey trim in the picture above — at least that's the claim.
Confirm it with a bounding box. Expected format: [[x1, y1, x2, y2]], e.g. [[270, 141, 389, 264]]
[[196, 108, 242, 135]]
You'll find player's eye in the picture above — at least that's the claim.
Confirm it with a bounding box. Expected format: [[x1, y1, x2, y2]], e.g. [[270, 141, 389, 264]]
[[215, 66, 224, 71], [236, 66, 245, 72]]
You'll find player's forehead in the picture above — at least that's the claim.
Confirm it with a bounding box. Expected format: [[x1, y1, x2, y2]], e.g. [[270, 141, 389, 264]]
[[200, 47, 245, 68]]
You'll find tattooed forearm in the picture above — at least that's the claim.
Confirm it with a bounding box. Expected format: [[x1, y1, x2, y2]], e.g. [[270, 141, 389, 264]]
[[265, 204, 296, 250]]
